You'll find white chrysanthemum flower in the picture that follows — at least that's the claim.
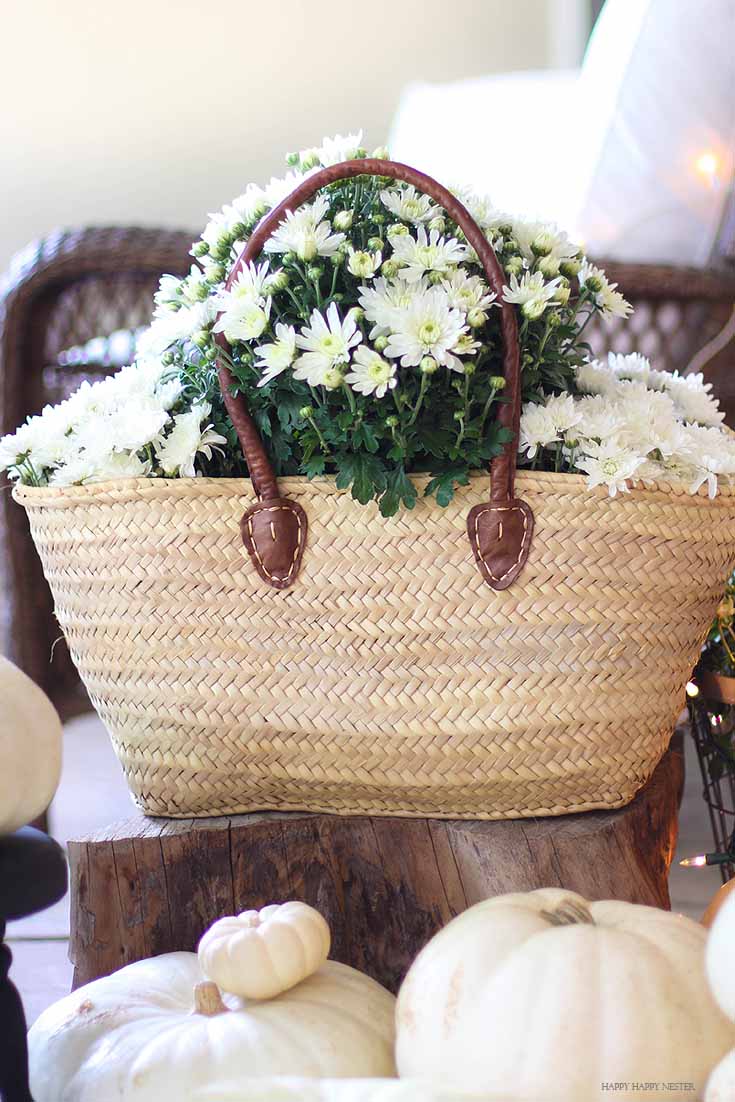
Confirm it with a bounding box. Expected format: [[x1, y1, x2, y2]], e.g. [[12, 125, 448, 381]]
[[380, 185, 436, 225], [607, 352, 651, 384], [441, 270, 497, 313], [512, 219, 579, 264], [662, 372, 725, 428], [264, 194, 345, 261], [136, 301, 216, 358], [674, 423, 735, 497], [213, 262, 273, 343], [390, 226, 469, 283], [576, 439, 646, 497], [255, 323, 297, 387], [213, 297, 271, 344], [347, 248, 382, 279], [345, 346, 397, 398], [518, 401, 561, 459], [575, 360, 618, 397], [227, 183, 268, 225], [573, 395, 628, 442], [293, 302, 362, 386], [155, 404, 226, 478], [153, 274, 184, 314], [384, 287, 466, 371], [357, 277, 420, 339], [261, 168, 320, 209], [310, 131, 363, 167], [502, 270, 560, 319], [579, 262, 632, 321], [544, 393, 583, 435], [180, 265, 209, 305]]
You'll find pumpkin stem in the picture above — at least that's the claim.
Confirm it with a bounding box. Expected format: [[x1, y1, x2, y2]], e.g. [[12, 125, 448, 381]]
[[193, 980, 228, 1016], [540, 899, 595, 927]]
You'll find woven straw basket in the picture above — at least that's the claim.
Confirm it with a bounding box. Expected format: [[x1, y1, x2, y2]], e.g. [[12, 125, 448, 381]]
[[14, 159, 735, 820]]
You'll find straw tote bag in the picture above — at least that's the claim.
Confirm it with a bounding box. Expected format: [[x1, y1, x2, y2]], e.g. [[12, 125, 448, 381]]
[[15, 160, 735, 819]]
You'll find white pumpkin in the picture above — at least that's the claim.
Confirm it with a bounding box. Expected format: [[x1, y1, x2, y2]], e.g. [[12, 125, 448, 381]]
[[0, 655, 62, 833], [396, 888, 735, 1102], [29, 953, 396, 1101], [198, 902, 330, 999], [706, 885, 735, 1021]]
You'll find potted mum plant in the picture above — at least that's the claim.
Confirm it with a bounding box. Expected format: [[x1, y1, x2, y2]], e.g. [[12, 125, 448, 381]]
[[2, 133, 735, 823]]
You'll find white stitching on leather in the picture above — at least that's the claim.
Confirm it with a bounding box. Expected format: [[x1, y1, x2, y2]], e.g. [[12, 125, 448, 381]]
[[247, 504, 303, 583], [472, 504, 530, 584]]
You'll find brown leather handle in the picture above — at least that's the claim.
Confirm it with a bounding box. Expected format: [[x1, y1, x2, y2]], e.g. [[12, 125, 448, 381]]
[[215, 158, 533, 590]]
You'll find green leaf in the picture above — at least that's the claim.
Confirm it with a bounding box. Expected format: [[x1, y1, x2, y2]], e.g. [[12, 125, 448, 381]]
[[379, 465, 418, 517], [425, 466, 470, 508], [414, 426, 453, 458], [302, 454, 327, 479], [335, 452, 387, 504], [354, 422, 380, 454]]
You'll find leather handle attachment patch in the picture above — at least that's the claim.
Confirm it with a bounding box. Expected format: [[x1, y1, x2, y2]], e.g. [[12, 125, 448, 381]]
[[240, 498, 307, 590], [467, 498, 534, 591]]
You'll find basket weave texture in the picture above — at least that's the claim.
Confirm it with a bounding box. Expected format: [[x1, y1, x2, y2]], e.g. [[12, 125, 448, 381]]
[[15, 470, 735, 819]]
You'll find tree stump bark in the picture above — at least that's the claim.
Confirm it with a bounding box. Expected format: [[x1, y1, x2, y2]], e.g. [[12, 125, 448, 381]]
[[68, 744, 683, 994]]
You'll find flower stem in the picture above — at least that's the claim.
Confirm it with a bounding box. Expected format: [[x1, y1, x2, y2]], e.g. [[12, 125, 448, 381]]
[[408, 373, 429, 426]]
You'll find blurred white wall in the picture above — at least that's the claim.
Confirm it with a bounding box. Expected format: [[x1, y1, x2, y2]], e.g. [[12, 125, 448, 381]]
[[0, 0, 584, 271]]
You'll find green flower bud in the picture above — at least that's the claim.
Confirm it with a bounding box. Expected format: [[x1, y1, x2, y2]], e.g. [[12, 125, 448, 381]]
[[372, 212, 386, 225], [372, 146, 390, 160], [522, 298, 547, 321], [161, 350, 175, 366], [428, 271, 445, 285], [367, 236, 384, 252], [502, 238, 520, 256], [193, 281, 210, 301], [204, 262, 226, 284], [307, 265, 324, 281], [230, 222, 247, 241], [553, 277, 570, 306], [585, 274, 603, 293], [548, 306, 565, 321], [538, 255, 560, 279], [333, 210, 354, 231], [265, 269, 289, 292], [203, 346, 218, 363], [463, 362, 476, 376], [388, 223, 409, 237], [331, 250, 346, 268], [348, 306, 365, 323], [559, 258, 581, 279], [300, 150, 320, 170], [453, 410, 464, 421], [355, 147, 368, 159], [503, 256, 524, 277], [386, 414, 399, 428], [428, 215, 446, 234], [531, 231, 555, 257], [299, 405, 314, 419], [374, 335, 389, 352], [380, 259, 400, 279], [192, 241, 209, 257], [211, 239, 232, 261], [489, 375, 506, 390], [467, 308, 488, 328], [420, 356, 439, 375], [192, 329, 211, 349], [286, 151, 300, 166], [323, 367, 344, 389], [283, 251, 297, 266], [497, 222, 513, 237]]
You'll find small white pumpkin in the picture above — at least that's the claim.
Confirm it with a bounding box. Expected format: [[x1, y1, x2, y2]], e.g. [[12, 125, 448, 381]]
[[0, 655, 62, 833], [706, 884, 735, 1021], [29, 953, 396, 1101], [396, 888, 735, 1102], [198, 901, 330, 999]]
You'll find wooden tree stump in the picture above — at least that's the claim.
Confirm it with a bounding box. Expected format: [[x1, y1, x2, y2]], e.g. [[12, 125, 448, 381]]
[[68, 744, 683, 994]]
